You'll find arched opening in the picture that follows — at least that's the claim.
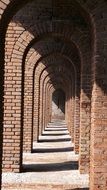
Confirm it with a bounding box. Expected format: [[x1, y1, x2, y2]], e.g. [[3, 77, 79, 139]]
[[52, 89, 65, 121]]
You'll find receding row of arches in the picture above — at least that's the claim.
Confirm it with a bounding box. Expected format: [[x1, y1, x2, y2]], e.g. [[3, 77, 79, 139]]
[[0, 0, 107, 189]]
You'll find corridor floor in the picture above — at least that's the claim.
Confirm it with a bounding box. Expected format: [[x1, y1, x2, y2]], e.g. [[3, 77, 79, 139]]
[[2, 120, 89, 190]]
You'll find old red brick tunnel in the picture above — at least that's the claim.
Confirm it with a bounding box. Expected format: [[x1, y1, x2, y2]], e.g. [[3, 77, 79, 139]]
[[0, 0, 107, 190]]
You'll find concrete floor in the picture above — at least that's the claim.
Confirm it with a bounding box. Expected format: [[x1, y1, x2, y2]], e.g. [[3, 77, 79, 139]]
[[2, 120, 89, 190]]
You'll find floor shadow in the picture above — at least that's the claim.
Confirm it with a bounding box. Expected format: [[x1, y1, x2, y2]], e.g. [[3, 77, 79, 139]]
[[65, 189, 89, 190], [32, 147, 74, 153], [49, 124, 66, 125], [45, 128, 67, 132], [39, 138, 71, 143], [23, 161, 78, 172], [42, 133, 69, 136]]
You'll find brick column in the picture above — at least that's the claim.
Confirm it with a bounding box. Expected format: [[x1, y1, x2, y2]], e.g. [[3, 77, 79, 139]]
[[42, 83, 45, 131], [69, 98, 73, 135], [74, 78, 80, 154], [3, 63, 22, 172], [44, 84, 50, 127], [41, 83, 45, 133], [23, 74, 33, 152], [79, 53, 91, 174], [71, 95, 75, 142], [48, 85, 52, 122], [0, 32, 4, 185], [47, 84, 51, 123], [43, 84, 47, 130], [33, 68, 40, 142], [44, 85, 48, 127], [90, 9, 107, 189], [38, 76, 43, 136]]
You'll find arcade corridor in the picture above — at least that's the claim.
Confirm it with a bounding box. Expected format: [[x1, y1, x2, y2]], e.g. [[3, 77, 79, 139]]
[[0, 0, 107, 190]]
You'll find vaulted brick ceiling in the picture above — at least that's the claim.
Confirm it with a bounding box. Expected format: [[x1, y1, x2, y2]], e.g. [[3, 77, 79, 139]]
[[11, 0, 89, 89]]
